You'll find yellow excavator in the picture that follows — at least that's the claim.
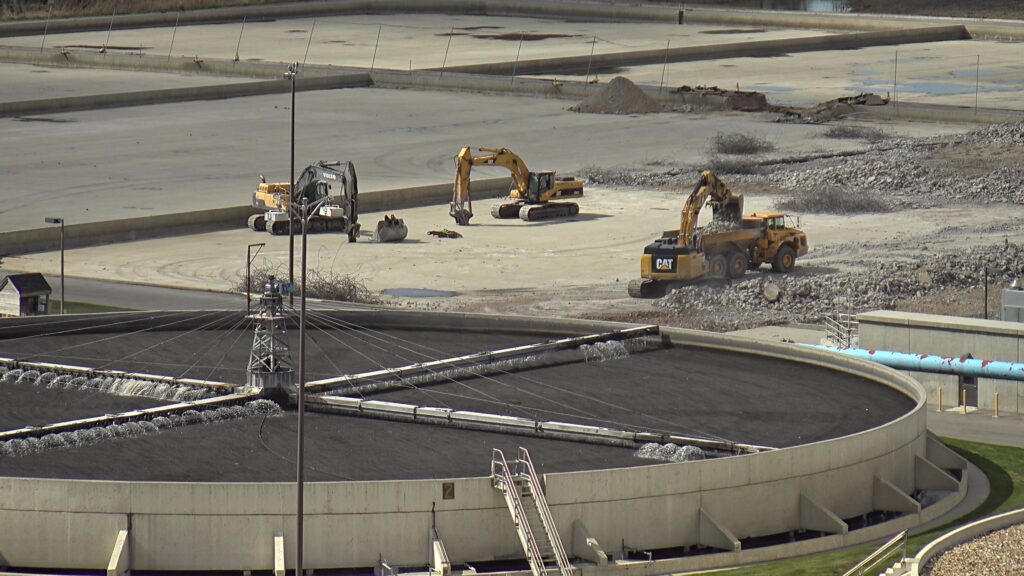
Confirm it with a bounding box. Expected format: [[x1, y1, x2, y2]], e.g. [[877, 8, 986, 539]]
[[449, 146, 584, 225], [627, 170, 808, 298], [249, 161, 361, 241]]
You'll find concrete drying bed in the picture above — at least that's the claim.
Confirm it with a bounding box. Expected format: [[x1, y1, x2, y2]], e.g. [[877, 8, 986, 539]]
[[0, 317, 914, 481], [0, 15, 832, 72]]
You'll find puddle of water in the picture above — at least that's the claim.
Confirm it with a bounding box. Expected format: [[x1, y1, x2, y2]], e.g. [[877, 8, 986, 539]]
[[382, 288, 457, 298]]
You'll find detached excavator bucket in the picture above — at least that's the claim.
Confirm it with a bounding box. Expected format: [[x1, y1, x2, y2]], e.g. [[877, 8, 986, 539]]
[[374, 214, 408, 243]]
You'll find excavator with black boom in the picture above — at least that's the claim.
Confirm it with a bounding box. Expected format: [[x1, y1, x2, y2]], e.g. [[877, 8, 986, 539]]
[[449, 146, 584, 225], [248, 160, 361, 242]]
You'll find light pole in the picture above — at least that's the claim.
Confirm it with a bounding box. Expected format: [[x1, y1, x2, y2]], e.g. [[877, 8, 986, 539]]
[[284, 62, 298, 307], [246, 242, 265, 315], [44, 217, 64, 314], [294, 195, 327, 576]]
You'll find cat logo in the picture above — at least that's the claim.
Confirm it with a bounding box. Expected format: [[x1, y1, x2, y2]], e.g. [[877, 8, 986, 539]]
[[655, 257, 675, 271]]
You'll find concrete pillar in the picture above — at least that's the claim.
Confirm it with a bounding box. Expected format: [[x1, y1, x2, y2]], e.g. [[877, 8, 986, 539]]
[[915, 456, 960, 492], [274, 533, 286, 576], [926, 436, 967, 472], [571, 519, 608, 566], [430, 529, 451, 576], [873, 476, 922, 514], [106, 529, 129, 576], [799, 493, 848, 535], [698, 508, 740, 552]]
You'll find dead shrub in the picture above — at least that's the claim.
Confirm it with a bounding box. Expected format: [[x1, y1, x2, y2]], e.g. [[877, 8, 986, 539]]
[[822, 124, 888, 142], [238, 264, 379, 304], [709, 132, 775, 155], [774, 186, 891, 214]]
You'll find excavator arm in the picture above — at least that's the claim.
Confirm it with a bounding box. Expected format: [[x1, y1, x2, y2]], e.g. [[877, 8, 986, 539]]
[[677, 170, 744, 249], [450, 147, 532, 225]]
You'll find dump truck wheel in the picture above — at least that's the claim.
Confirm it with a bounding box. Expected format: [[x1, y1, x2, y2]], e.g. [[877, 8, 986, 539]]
[[727, 252, 748, 279], [772, 245, 796, 273], [709, 254, 727, 278]]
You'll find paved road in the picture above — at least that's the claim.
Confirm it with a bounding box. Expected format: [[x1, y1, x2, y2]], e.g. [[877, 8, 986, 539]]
[[928, 409, 1024, 448]]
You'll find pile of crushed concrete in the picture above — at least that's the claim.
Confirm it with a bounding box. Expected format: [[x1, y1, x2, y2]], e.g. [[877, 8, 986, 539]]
[[674, 84, 769, 112], [570, 76, 663, 115], [655, 240, 1024, 330]]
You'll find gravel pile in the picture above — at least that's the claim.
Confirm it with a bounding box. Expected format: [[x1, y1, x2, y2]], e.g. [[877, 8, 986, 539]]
[[657, 241, 1024, 330], [570, 76, 663, 115], [924, 523, 1024, 576], [582, 122, 1024, 207], [747, 122, 1024, 207]]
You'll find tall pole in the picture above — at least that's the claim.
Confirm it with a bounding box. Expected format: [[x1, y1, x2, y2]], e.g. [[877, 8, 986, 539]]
[[40, 4, 52, 53], [584, 36, 596, 91], [246, 243, 264, 315], [984, 268, 989, 320], [369, 23, 382, 73], [167, 12, 180, 61], [59, 220, 64, 315], [286, 63, 297, 306], [440, 25, 454, 79], [511, 31, 524, 85], [234, 16, 246, 62], [296, 199, 309, 576], [658, 38, 671, 95], [975, 54, 981, 115]]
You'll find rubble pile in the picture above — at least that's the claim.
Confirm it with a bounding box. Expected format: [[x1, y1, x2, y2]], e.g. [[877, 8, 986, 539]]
[[570, 76, 663, 115], [657, 241, 1024, 330]]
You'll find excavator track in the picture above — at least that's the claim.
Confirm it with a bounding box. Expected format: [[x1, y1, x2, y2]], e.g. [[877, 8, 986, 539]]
[[490, 203, 522, 219], [518, 202, 579, 222]]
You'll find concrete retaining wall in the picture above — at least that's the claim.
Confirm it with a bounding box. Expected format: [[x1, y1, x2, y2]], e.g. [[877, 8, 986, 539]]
[[682, 6, 1024, 41], [0, 310, 950, 573], [911, 507, 1024, 575], [858, 310, 1024, 414], [373, 70, 730, 107], [439, 25, 970, 76], [0, 177, 511, 256], [0, 0, 679, 38], [0, 71, 370, 117]]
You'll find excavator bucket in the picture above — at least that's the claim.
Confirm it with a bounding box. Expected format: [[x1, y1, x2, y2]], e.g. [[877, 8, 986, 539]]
[[374, 214, 408, 243]]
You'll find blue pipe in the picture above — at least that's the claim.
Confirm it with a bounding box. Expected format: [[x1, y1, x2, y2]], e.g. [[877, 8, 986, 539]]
[[805, 345, 1024, 382]]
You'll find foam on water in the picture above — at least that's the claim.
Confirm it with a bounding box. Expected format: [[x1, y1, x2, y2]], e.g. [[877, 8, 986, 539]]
[[0, 400, 281, 458], [636, 442, 706, 463], [0, 369, 216, 401], [580, 337, 647, 363]]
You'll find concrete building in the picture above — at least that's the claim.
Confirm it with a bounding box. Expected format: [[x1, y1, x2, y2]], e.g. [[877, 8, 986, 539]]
[[0, 273, 50, 317], [858, 310, 1024, 415]]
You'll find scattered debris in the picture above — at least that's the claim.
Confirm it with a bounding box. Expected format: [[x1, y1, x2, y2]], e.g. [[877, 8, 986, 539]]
[[674, 85, 769, 112], [777, 93, 888, 123], [569, 76, 663, 115], [429, 229, 463, 239], [821, 124, 889, 142]]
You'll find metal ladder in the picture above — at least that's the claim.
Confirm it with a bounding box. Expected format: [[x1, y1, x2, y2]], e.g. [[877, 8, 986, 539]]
[[491, 448, 574, 576]]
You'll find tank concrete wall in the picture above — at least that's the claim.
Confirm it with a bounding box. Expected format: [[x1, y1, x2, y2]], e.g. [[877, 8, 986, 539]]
[[859, 310, 1024, 414], [0, 0, 679, 39], [0, 311, 944, 573], [0, 177, 510, 256], [681, 6, 1024, 41], [911, 506, 1024, 575]]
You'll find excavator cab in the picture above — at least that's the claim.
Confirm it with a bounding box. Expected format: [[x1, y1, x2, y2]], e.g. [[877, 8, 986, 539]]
[[527, 172, 554, 203]]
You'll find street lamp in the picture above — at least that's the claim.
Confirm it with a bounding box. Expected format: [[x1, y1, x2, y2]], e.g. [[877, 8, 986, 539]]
[[246, 242, 265, 315], [283, 62, 298, 307], [294, 194, 328, 576], [44, 217, 64, 315]]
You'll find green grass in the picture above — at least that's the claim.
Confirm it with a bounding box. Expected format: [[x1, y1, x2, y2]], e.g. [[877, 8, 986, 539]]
[[47, 300, 129, 314], [715, 438, 1024, 576]]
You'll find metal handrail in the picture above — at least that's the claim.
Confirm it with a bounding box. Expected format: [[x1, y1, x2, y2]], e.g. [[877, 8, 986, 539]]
[[841, 530, 908, 576], [493, 449, 547, 576], [518, 447, 574, 576]]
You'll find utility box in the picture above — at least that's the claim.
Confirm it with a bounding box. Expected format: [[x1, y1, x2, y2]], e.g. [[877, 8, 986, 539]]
[[0, 273, 51, 317], [1002, 287, 1024, 323]]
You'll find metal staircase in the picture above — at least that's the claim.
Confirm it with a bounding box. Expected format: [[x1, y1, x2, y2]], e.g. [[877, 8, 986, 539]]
[[491, 447, 574, 576]]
